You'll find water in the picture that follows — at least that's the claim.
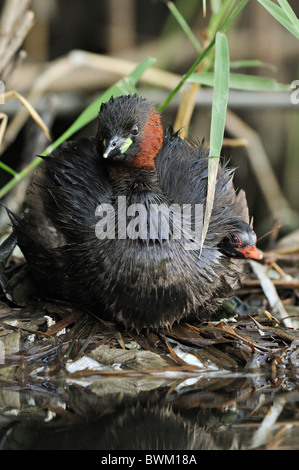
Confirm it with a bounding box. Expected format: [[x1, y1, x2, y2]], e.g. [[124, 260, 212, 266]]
[[1, 298, 299, 451], [1, 371, 299, 450]]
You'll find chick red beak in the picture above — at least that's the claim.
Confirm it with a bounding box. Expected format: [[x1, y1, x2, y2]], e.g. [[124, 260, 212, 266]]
[[236, 245, 263, 260]]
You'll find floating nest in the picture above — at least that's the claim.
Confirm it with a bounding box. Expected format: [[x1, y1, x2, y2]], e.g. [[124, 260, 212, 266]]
[[1, 234, 299, 387], [1, 234, 299, 450], [0, 228, 299, 388]]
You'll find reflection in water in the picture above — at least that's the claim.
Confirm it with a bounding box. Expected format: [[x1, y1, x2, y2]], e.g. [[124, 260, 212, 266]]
[[1, 373, 299, 450], [1, 403, 227, 450]]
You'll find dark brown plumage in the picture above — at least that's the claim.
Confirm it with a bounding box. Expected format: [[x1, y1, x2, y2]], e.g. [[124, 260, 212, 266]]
[[11, 95, 261, 330]]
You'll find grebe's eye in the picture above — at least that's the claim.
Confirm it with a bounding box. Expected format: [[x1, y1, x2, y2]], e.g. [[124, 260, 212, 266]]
[[231, 234, 241, 245], [131, 124, 139, 136]]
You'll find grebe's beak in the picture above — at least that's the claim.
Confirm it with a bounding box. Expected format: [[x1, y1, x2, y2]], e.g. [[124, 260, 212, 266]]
[[103, 136, 133, 159]]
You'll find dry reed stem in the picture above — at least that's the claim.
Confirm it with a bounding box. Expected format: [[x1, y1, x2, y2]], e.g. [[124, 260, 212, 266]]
[[0, 112, 8, 149], [0, 0, 34, 77], [0, 0, 32, 57], [173, 81, 200, 137], [3, 90, 51, 141], [67, 50, 181, 90], [1, 50, 182, 154]]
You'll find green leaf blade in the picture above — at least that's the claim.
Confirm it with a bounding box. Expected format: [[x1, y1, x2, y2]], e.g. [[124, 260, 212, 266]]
[[257, 0, 299, 39], [166, 1, 202, 54], [188, 71, 290, 91], [201, 32, 230, 250], [208, 32, 229, 158]]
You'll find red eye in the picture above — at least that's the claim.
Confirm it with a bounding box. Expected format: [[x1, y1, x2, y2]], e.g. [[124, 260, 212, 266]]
[[231, 234, 241, 245]]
